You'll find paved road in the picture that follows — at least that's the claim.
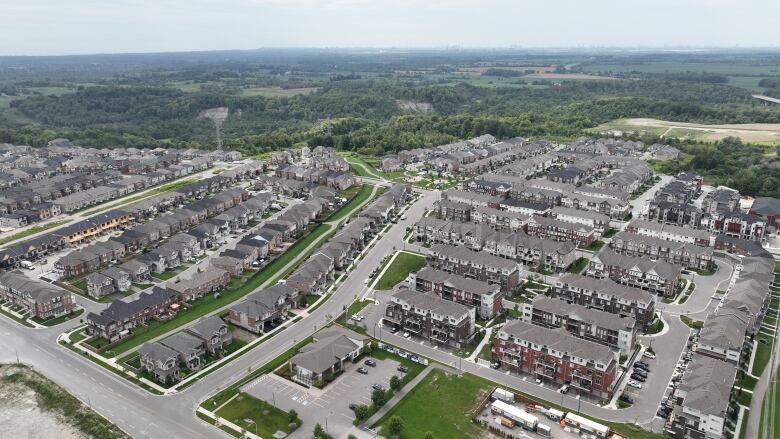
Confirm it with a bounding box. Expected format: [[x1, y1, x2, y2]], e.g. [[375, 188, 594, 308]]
[[629, 175, 673, 221], [0, 187, 438, 439]]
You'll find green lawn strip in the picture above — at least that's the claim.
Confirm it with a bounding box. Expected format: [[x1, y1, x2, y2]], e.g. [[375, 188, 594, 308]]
[[602, 228, 618, 238], [215, 393, 298, 438], [1, 364, 132, 439], [304, 294, 320, 307], [325, 184, 374, 222], [102, 224, 333, 357], [680, 315, 704, 329], [30, 309, 84, 327], [738, 408, 750, 439], [196, 411, 240, 437], [579, 240, 605, 252], [757, 364, 780, 439], [375, 252, 425, 290], [735, 389, 752, 407], [69, 328, 89, 344], [0, 306, 35, 327], [736, 373, 758, 391], [567, 257, 589, 274], [643, 317, 665, 335], [0, 219, 71, 248], [305, 293, 331, 314], [752, 336, 774, 376]]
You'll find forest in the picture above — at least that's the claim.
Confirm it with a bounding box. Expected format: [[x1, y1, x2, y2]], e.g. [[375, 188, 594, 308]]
[[1, 48, 780, 196]]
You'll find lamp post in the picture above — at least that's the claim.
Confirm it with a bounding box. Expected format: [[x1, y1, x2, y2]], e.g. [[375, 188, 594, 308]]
[[246, 419, 258, 438]]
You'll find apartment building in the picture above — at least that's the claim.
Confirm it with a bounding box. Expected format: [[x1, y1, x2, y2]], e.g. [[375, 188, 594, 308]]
[[493, 320, 618, 398], [587, 248, 683, 298], [551, 274, 657, 328], [525, 215, 596, 247], [383, 286, 476, 349], [413, 267, 502, 319], [0, 271, 77, 319], [610, 231, 715, 271], [625, 220, 713, 247], [521, 296, 637, 355], [549, 206, 610, 234], [426, 244, 520, 292]]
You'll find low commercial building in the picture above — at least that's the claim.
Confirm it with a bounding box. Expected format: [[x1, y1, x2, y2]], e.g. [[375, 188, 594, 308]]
[[413, 267, 502, 319], [288, 326, 370, 387], [521, 296, 637, 356], [383, 286, 476, 348], [492, 320, 618, 398]]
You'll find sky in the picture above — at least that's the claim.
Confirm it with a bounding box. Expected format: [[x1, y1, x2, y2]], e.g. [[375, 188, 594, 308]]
[[2, 0, 779, 55]]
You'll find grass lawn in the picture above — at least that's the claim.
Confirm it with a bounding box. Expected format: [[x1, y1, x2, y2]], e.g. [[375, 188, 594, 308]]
[[215, 392, 297, 438], [752, 335, 775, 376], [0, 219, 71, 247], [579, 240, 605, 252], [736, 373, 758, 391], [375, 252, 425, 290], [101, 224, 333, 356], [680, 315, 704, 329], [345, 156, 383, 179], [31, 309, 84, 327], [374, 369, 491, 439], [567, 257, 589, 274], [735, 389, 752, 407], [304, 294, 320, 307], [643, 317, 665, 335], [69, 328, 89, 344], [602, 228, 618, 238], [326, 184, 374, 221], [758, 364, 780, 439]]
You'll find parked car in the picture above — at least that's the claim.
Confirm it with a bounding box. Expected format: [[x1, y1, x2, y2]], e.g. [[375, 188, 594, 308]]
[[352, 314, 364, 322], [627, 380, 643, 389], [403, 332, 411, 339], [619, 394, 634, 404], [357, 367, 368, 375], [630, 374, 646, 382], [643, 351, 656, 359], [372, 384, 383, 391], [364, 359, 377, 367], [349, 403, 358, 410], [397, 365, 409, 373], [635, 361, 650, 371], [490, 362, 501, 369], [559, 385, 570, 394]]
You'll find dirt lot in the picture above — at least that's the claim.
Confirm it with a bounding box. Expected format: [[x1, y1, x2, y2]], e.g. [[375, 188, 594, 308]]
[[0, 364, 130, 439]]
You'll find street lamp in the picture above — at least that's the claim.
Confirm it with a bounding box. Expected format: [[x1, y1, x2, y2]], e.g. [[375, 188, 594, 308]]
[[246, 419, 258, 438]]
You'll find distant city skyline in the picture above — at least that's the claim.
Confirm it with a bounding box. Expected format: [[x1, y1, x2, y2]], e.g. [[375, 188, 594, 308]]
[[2, 0, 779, 56]]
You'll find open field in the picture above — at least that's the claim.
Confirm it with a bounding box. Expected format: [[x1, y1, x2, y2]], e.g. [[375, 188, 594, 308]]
[[523, 72, 618, 80], [375, 252, 425, 290], [758, 364, 780, 439], [590, 118, 780, 144], [581, 61, 780, 76], [240, 87, 318, 97]]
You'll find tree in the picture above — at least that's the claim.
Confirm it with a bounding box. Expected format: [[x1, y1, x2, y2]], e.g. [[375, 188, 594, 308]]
[[313, 423, 334, 439], [388, 416, 404, 437], [372, 388, 387, 408], [288, 409, 299, 423], [355, 404, 371, 421], [389, 375, 401, 391], [348, 435, 358, 439], [424, 432, 435, 439]]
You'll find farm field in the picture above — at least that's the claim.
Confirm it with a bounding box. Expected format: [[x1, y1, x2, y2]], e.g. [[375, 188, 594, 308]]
[[590, 118, 780, 144]]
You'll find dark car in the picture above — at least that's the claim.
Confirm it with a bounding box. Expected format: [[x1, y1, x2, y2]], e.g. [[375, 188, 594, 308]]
[[619, 394, 634, 404], [631, 373, 646, 382], [364, 359, 377, 367], [357, 367, 368, 375], [635, 361, 650, 370], [633, 369, 648, 378], [397, 365, 409, 373], [349, 403, 358, 410]]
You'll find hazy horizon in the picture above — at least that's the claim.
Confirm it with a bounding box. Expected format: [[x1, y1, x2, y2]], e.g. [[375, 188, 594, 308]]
[[3, 0, 780, 56]]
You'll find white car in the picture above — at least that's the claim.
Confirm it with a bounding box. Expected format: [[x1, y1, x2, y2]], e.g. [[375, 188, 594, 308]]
[[627, 380, 643, 389], [403, 332, 411, 339], [352, 314, 364, 322], [643, 351, 656, 359]]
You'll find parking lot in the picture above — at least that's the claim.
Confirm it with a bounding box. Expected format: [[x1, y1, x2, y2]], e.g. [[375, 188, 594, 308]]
[[243, 356, 403, 439]]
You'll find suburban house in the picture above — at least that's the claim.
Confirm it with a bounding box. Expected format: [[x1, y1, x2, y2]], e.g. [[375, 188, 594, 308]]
[[228, 284, 301, 334], [185, 315, 233, 356], [139, 342, 181, 384], [85, 287, 177, 342]]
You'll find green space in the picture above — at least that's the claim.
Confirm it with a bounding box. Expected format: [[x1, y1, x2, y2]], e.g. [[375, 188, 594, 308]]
[[567, 257, 589, 274], [99, 224, 333, 356], [579, 240, 605, 252], [325, 184, 374, 221], [68, 328, 89, 344], [757, 364, 780, 439], [752, 334, 775, 376], [214, 393, 299, 438], [643, 317, 665, 335], [0, 306, 35, 327], [374, 252, 425, 290], [0, 219, 71, 247], [680, 315, 704, 329], [344, 155, 383, 179], [1, 364, 131, 439], [30, 309, 84, 327]]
